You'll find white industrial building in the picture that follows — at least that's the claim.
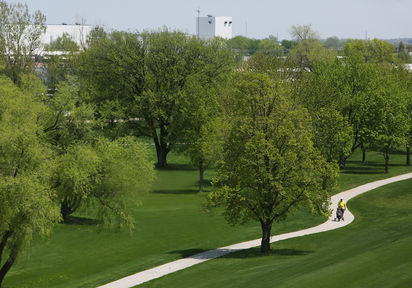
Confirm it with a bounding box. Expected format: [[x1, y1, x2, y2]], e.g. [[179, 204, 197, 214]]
[[196, 15, 232, 40], [40, 24, 93, 50]]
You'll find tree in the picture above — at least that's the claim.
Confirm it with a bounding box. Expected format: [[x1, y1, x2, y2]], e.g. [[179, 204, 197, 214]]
[[226, 35, 261, 62], [40, 80, 95, 149], [281, 39, 297, 52], [209, 73, 332, 254], [42, 33, 80, 92], [0, 1, 46, 84], [53, 137, 155, 226], [257, 38, 283, 56], [81, 29, 233, 167], [287, 25, 332, 74], [323, 36, 341, 50], [79, 30, 144, 139], [179, 74, 226, 192], [363, 66, 408, 173], [0, 76, 60, 287], [44, 32, 79, 52], [344, 39, 395, 64]]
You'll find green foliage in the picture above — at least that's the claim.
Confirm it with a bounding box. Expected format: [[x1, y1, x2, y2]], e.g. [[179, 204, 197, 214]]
[[209, 72, 333, 253], [361, 66, 409, 172], [323, 36, 342, 49], [398, 51, 412, 63], [81, 29, 233, 167], [0, 1, 46, 84], [256, 38, 283, 56], [41, 80, 95, 149], [0, 76, 60, 286], [287, 25, 334, 73], [41, 33, 80, 90], [44, 33, 79, 52], [281, 39, 297, 51], [226, 35, 260, 55], [53, 137, 155, 228], [312, 108, 353, 163], [344, 38, 395, 63]]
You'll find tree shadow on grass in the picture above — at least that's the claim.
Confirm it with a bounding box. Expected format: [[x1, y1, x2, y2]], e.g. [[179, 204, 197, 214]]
[[169, 247, 313, 261], [152, 179, 213, 194], [152, 189, 198, 194], [200, 179, 213, 188], [341, 162, 383, 174], [222, 247, 314, 259], [63, 216, 101, 226], [389, 150, 406, 156], [156, 163, 197, 171]]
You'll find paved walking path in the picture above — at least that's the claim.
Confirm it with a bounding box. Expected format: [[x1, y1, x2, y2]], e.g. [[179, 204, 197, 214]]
[[97, 172, 412, 288]]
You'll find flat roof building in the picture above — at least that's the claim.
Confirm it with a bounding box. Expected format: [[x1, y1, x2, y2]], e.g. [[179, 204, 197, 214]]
[[197, 15, 232, 40], [40, 23, 93, 50]]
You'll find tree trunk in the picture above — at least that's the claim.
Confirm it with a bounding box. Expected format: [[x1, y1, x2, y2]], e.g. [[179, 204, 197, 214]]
[[0, 249, 17, 288], [339, 138, 361, 169], [155, 147, 168, 168], [361, 142, 366, 164], [199, 159, 204, 193], [260, 220, 273, 255], [60, 195, 82, 222], [0, 231, 12, 265], [152, 123, 170, 168], [407, 146, 410, 166], [61, 201, 72, 222], [384, 150, 390, 174], [338, 154, 347, 169]]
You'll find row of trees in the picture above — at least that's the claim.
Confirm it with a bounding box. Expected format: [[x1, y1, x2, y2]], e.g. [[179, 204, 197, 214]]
[[227, 31, 412, 63], [76, 25, 412, 254]]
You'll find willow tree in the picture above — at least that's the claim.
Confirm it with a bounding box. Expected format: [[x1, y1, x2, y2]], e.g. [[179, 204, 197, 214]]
[[209, 73, 332, 254], [53, 137, 155, 226], [0, 77, 60, 288]]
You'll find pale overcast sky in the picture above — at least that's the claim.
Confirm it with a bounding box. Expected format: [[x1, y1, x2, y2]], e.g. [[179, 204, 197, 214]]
[[8, 0, 412, 40]]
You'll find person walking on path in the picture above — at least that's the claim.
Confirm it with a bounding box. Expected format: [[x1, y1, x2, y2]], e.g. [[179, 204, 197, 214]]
[[338, 198, 346, 221]]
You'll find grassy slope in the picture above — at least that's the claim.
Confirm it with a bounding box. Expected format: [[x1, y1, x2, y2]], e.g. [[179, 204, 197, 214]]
[[3, 148, 411, 287], [139, 178, 412, 288], [3, 153, 322, 288]]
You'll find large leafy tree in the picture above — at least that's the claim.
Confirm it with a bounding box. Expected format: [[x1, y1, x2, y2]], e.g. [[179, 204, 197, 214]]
[[80, 29, 233, 167], [0, 1, 46, 84], [287, 24, 329, 74], [0, 76, 60, 287], [363, 65, 409, 173], [209, 73, 332, 254], [54, 137, 155, 225], [39, 80, 155, 224], [79, 30, 145, 138], [344, 38, 395, 64]]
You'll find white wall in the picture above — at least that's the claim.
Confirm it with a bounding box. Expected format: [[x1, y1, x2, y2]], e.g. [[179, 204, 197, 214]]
[[40, 24, 92, 50], [197, 16, 215, 40], [197, 16, 232, 40], [214, 16, 232, 39]]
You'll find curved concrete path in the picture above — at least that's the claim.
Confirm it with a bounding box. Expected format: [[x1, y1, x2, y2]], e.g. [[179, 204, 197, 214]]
[[97, 172, 412, 288]]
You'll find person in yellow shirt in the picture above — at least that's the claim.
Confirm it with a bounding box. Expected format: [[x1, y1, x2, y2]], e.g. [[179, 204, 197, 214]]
[[338, 198, 346, 221]]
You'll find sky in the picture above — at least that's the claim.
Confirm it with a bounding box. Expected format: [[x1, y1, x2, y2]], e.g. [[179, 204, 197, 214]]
[[7, 0, 412, 40]]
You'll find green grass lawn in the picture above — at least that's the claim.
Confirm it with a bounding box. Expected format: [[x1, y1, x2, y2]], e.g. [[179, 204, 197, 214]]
[[3, 148, 412, 287], [138, 177, 412, 288]]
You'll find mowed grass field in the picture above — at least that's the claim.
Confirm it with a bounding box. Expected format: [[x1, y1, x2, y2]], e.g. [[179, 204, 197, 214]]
[[138, 177, 412, 288], [3, 148, 412, 287]]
